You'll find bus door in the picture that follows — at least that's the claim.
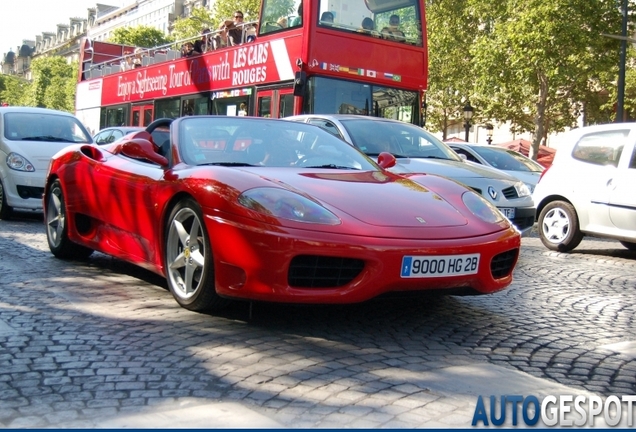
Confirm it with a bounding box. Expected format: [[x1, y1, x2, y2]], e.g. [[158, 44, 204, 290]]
[[131, 104, 154, 127], [256, 88, 295, 118]]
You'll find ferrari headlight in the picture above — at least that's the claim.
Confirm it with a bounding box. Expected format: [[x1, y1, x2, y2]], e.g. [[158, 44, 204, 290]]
[[514, 181, 531, 197], [238, 187, 341, 225], [462, 191, 505, 224], [7, 153, 35, 172]]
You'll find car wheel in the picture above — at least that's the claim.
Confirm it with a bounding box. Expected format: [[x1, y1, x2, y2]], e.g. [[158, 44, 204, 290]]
[[0, 179, 14, 220], [620, 241, 636, 251], [538, 200, 584, 252], [165, 198, 230, 312], [45, 180, 94, 259]]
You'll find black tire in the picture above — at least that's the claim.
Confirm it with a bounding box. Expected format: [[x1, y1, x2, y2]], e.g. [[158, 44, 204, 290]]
[[0, 178, 14, 220], [620, 241, 636, 251], [538, 200, 584, 252], [164, 198, 230, 312], [45, 180, 94, 259]]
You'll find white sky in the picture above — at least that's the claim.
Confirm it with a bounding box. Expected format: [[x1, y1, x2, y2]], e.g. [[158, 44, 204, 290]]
[[0, 0, 125, 56]]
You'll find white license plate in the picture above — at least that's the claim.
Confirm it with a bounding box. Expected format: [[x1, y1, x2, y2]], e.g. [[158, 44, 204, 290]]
[[401, 254, 480, 278], [499, 207, 516, 219]]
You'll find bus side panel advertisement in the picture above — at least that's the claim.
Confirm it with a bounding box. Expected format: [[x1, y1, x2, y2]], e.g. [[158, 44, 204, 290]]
[[100, 36, 303, 106]]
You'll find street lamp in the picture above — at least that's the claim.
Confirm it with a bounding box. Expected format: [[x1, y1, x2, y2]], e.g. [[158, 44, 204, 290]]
[[463, 102, 474, 142], [486, 124, 494, 145]]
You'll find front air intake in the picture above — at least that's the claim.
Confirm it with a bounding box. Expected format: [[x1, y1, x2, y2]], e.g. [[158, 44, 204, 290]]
[[490, 249, 519, 279], [288, 255, 365, 288]]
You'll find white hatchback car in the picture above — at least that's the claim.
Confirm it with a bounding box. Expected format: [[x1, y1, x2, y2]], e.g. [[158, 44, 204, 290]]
[[0, 107, 93, 219], [533, 123, 636, 251]]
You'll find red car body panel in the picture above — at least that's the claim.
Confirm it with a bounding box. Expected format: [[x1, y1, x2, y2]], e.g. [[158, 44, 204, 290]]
[[45, 119, 521, 305]]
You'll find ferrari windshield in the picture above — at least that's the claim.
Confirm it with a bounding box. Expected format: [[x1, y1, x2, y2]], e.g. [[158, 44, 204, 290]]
[[179, 117, 377, 170], [339, 118, 462, 161]]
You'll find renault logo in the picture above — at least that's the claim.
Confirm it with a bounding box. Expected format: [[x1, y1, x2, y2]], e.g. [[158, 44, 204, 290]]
[[416, 217, 426, 224], [488, 186, 498, 200]]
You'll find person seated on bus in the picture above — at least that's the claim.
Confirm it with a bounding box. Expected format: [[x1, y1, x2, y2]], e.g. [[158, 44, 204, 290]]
[[290, 3, 302, 27], [277, 16, 288, 28], [132, 48, 144, 68], [320, 11, 334, 25], [181, 42, 199, 57], [120, 50, 134, 70], [381, 15, 406, 41], [193, 29, 210, 53], [358, 17, 379, 37]]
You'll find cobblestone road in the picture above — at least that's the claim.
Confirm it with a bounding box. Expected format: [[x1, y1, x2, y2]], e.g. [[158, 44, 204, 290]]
[[1, 213, 635, 428]]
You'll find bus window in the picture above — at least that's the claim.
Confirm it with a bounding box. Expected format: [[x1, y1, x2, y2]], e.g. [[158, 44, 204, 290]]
[[305, 76, 419, 124], [316, 0, 422, 46], [182, 96, 209, 116], [155, 98, 180, 119], [260, 0, 302, 34], [279, 93, 295, 118], [258, 96, 272, 117]]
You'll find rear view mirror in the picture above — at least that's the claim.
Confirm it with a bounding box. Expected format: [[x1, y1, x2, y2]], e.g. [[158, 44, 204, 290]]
[[120, 139, 169, 167], [377, 151, 396, 169], [293, 71, 307, 97]]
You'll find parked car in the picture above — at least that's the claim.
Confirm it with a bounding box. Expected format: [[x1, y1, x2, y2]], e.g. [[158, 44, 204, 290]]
[[44, 116, 521, 312], [286, 114, 536, 234], [448, 143, 544, 193], [93, 126, 169, 146], [533, 123, 636, 252], [0, 106, 92, 219]]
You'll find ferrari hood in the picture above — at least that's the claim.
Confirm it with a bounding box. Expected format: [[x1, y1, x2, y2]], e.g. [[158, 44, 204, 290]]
[[244, 169, 470, 228], [390, 158, 519, 183]]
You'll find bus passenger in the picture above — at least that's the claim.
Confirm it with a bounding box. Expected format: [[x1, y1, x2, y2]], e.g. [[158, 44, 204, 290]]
[[290, 3, 302, 27], [320, 11, 334, 25], [193, 29, 210, 53], [277, 16, 288, 28], [381, 15, 405, 41], [358, 17, 379, 37]]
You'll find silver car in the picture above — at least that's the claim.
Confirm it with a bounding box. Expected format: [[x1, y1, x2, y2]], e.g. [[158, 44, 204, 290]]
[[448, 143, 544, 193], [286, 114, 536, 234], [0, 106, 92, 219]]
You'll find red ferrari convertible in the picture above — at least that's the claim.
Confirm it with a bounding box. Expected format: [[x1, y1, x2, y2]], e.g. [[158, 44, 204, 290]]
[[44, 116, 520, 311]]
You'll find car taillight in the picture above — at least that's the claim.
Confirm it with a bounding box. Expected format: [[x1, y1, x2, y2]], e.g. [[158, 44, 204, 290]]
[[538, 165, 551, 183]]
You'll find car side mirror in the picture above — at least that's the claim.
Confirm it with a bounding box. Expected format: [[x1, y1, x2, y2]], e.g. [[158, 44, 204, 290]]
[[121, 138, 169, 167], [458, 153, 467, 161], [377, 151, 396, 169]]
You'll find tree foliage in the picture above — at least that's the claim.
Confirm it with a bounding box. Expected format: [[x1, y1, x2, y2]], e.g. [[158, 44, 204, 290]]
[[108, 25, 173, 48], [426, 0, 636, 160], [24, 56, 76, 112], [468, 0, 625, 158], [0, 75, 31, 106], [425, 0, 479, 138], [172, 6, 215, 44], [212, 0, 261, 25]]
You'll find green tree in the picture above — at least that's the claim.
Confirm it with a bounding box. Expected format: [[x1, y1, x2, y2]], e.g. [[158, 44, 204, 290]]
[[172, 7, 214, 44], [24, 56, 76, 112], [108, 25, 173, 48], [0, 75, 32, 106], [469, 0, 625, 159], [425, 0, 479, 139], [212, 0, 261, 25]]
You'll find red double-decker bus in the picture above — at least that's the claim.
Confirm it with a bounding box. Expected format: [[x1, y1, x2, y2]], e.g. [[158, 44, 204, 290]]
[[75, 0, 427, 135]]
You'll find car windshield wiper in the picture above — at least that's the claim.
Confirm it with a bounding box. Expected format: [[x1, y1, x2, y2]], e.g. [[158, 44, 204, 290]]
[[199, 162, 258, 167], [304, 164, 358, 170], [22, 135, 75, 142]]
